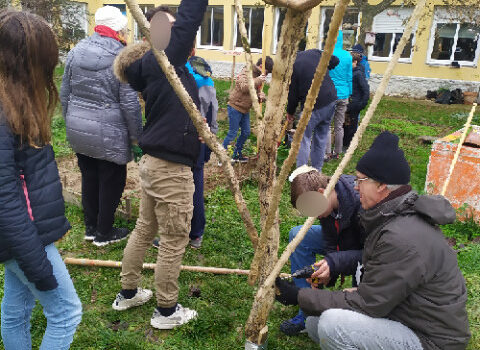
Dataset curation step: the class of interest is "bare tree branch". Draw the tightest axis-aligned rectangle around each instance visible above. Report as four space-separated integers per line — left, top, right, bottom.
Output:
263 0 323 12
123 0 259 249
234 0 263 118
244 0 350 343
249 0 349 286
255 0 427 303
370 0 397 16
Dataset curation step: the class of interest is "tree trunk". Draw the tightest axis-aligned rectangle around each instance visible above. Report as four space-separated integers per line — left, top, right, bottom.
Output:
244 7 311 343
358 7 374 48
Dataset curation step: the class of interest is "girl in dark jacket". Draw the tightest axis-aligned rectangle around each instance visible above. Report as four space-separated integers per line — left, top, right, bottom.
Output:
0 10 82 349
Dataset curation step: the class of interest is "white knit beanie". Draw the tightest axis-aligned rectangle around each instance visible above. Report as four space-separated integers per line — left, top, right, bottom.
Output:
95 6 128 32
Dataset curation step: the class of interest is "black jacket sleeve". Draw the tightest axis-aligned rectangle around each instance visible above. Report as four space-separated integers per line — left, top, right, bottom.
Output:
0 124 57 291
328 55 340 70
324 249 362 286
165 0 208 67
357 72 370 110
286 61 299 115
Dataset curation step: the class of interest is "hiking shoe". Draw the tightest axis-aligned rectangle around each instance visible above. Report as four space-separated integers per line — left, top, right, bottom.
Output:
150 304 197 330
152 238 160 249
85 225 96 241
217 161 222 167
279 314 306 336
112 288 153 311
189 236 203 249
93 227 129 247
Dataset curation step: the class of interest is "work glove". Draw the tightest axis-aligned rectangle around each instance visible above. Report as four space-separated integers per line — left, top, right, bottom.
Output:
275 277 299 306
132 144 143 163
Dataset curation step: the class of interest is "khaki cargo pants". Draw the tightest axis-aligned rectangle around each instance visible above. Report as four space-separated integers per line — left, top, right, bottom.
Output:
121 154 194 308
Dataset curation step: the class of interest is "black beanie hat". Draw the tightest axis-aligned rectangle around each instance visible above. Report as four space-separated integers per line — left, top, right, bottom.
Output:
352 44 364 54
356 131 410 184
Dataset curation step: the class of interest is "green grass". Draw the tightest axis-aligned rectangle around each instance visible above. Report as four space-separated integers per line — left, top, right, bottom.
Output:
1 75 479 348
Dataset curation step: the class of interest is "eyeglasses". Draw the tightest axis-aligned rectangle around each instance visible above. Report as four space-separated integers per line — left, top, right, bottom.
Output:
354 176 370 187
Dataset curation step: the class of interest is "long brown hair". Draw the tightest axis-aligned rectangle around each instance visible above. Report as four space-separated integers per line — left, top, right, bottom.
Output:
0 10 59 146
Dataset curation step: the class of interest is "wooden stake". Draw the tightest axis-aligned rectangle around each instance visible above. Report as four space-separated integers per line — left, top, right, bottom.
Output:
441 103 477 196
123 0 259 249
64 257 289 277
234 0 262 118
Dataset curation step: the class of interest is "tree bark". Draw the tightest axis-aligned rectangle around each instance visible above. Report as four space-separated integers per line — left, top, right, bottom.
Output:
244 0 349 342
249 8 311 287
250 0 428 324
123 0 259 249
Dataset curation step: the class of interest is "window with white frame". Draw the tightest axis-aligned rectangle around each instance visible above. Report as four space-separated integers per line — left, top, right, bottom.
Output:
272 7 307 53
319 8 359 50
197 6 224 48
370 8 415 62
134 4 154 41
427 8 480 66
233 7 264 51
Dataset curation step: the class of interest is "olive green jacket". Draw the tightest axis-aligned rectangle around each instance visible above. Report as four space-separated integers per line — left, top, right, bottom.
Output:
299 191 470 350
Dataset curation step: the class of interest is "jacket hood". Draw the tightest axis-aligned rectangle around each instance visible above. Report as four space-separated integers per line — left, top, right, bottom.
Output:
75 33 125 71
113 41 151 83
334 30 344 50
360 191 456 233
335 175 361 231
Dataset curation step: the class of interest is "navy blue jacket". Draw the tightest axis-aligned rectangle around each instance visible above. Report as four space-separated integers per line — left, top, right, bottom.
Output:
348 65 370 114
286 49 339 115
124 0 207 167
0 119 70 291
320 175 365 286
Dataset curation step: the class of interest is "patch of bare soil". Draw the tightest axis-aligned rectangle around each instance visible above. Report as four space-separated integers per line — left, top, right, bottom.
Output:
57 152 258 201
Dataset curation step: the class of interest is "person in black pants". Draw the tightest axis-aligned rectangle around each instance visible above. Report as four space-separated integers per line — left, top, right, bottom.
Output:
76 154 128 244
343 52 370 149
60 6 143 246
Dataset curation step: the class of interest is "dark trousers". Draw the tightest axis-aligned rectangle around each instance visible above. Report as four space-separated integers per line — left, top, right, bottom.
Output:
190 166 205 240
76 154 127 235
343 110 360 149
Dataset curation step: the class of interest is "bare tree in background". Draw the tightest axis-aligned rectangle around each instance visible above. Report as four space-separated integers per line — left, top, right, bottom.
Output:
0 0 89 52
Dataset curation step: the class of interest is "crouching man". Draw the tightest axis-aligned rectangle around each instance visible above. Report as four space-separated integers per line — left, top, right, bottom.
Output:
275 131 470 349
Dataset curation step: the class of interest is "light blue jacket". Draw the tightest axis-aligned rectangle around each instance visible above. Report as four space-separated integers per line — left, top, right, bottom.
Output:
329 31 353 100
60 33 142 165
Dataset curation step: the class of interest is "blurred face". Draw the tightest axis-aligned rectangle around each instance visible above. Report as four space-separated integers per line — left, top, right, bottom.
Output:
317 188 339 218
354 171 389 210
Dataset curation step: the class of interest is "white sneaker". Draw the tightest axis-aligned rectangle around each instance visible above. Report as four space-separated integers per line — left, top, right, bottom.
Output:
150 304 198 330
112 288 153 311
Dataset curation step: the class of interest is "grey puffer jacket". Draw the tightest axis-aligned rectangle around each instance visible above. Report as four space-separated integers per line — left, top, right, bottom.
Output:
60 33 142 165
298 191 470 350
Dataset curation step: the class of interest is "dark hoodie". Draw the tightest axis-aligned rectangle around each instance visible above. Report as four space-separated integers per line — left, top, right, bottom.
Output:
299 191 471 350
321 175 365 285
113 0 208 168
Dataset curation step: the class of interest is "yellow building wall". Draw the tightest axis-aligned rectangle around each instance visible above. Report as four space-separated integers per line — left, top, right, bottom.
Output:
78 0 480 83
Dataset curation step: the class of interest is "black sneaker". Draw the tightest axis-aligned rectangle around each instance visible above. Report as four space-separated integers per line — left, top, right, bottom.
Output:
152 238 160 249
85 225 96 241
93 227 129 247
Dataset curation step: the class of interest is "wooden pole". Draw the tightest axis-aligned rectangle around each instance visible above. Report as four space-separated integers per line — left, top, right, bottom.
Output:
262 0 323 12
123 0 259 249
64 257 289 277
253 0 427 301
441 103 477 196
234 0 262 118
